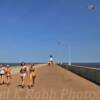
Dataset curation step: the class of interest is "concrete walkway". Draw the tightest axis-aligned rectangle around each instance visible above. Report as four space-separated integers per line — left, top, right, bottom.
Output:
0 64 100 100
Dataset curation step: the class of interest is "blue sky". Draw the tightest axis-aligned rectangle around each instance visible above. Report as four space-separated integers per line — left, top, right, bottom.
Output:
0 0 100 63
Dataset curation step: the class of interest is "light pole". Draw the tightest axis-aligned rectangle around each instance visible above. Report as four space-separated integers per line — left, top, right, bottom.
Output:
68 45 71 66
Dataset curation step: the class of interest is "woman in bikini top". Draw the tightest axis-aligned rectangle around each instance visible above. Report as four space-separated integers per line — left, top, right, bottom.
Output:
28 64 36 88
30 67 35 73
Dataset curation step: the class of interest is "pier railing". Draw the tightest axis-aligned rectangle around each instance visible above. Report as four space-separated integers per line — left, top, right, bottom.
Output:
58 64 100 85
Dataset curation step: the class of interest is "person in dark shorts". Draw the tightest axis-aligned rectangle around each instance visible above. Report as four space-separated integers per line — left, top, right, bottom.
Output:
0 65 6 85
48 61 50 66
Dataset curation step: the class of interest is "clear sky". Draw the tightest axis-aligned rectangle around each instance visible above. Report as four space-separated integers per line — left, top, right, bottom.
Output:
0 0 100 63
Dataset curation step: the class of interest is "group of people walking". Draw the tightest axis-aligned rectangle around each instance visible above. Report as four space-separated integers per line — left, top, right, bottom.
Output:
0 63 36 89
0 64 12 85
19 63 36 88
0 55 52 88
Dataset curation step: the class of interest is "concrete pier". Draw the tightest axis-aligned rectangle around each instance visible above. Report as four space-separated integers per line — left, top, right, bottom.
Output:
0 64 100 100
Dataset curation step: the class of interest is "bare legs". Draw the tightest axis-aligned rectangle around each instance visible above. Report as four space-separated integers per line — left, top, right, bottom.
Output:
0 75 5 85
28 74 36 88
21 76 26 88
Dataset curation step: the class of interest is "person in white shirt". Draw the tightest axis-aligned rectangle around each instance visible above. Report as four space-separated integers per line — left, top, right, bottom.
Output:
48 55 54 66
0 65 6 85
